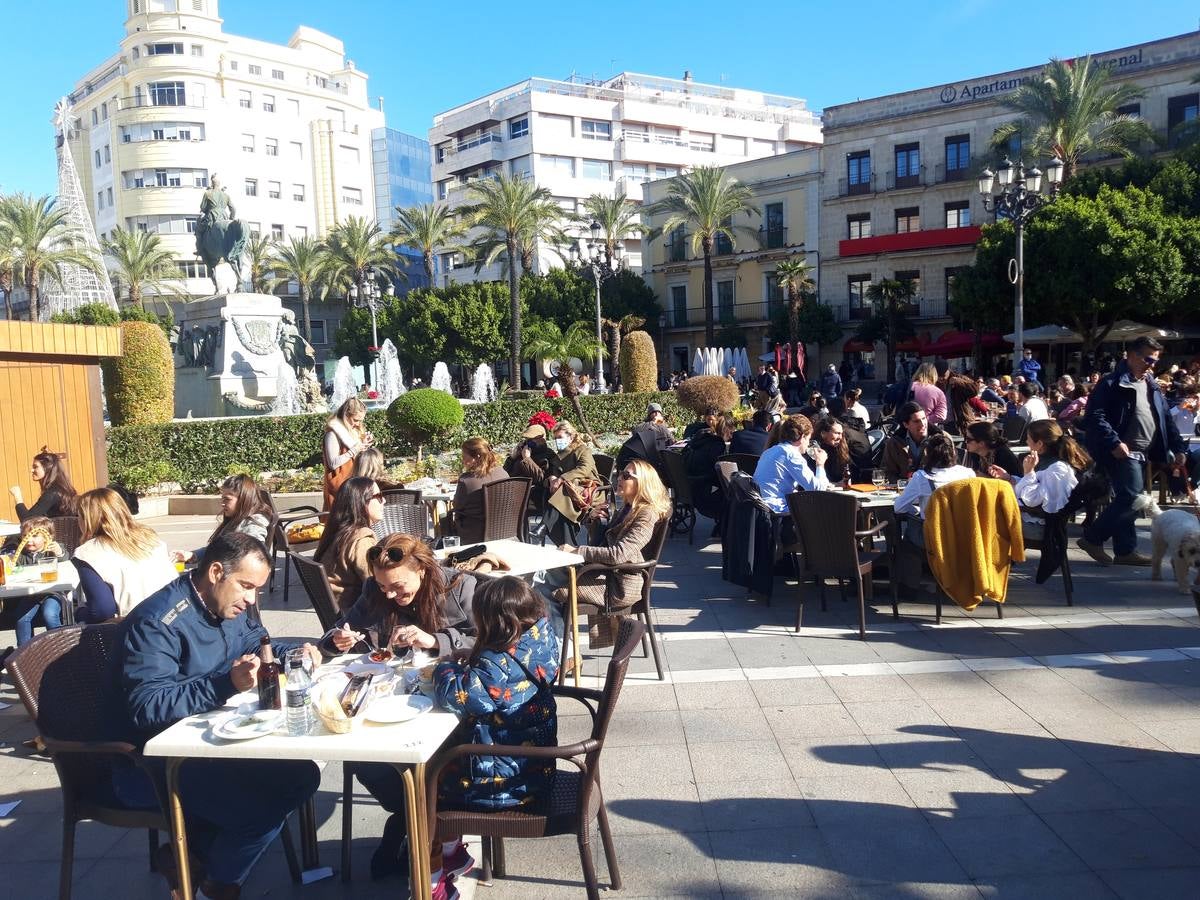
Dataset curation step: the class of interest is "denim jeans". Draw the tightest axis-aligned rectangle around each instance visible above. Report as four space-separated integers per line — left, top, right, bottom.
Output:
14 594 64 647
1083 457 1144 557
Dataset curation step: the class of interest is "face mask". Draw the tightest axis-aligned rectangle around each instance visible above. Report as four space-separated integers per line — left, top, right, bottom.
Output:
555 436 571 451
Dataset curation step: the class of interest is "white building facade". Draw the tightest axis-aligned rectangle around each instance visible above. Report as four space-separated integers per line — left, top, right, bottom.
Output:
428 72 823 282
66 0 384 302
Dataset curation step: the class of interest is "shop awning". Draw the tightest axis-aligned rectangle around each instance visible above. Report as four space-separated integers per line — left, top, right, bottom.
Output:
922 330 1011 358
843 338 875 353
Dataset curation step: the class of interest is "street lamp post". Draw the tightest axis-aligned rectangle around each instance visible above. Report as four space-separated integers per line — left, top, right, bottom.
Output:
569 219 623 393
349 266 392 387
978 156 1064 374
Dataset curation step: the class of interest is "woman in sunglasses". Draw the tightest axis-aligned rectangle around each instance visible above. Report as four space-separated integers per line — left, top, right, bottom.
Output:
317 532 479 879
313 477 386 611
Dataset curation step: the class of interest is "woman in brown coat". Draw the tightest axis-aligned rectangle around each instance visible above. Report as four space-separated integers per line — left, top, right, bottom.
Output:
449 437 507 543
314 477 385 610
557 459 671 649
544 420 600 545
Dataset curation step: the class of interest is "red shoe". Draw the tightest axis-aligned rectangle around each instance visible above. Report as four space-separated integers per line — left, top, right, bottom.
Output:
443 841 476 880
431 873 460 900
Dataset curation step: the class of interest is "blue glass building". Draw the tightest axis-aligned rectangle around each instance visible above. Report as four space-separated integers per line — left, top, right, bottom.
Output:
372 127 434 292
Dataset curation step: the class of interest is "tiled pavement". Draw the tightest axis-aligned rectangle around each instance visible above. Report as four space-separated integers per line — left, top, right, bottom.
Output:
3 511 1200 898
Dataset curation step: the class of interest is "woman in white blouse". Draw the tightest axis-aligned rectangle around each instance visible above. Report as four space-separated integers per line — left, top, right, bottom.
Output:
989 419 1091 540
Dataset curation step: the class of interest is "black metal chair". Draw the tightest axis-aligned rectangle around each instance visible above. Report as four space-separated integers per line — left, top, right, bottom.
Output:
1002 417 1028 444
592 453 615 481
659 450 696 544
482 477 533 542
1021 511 1074 605
717 452 759 475
288 552 341 632
372 501 430 541
259 490 321 606
786 491 894 639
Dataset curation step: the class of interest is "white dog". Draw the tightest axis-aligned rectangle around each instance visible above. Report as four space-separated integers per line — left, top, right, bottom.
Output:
1149 503 1200 594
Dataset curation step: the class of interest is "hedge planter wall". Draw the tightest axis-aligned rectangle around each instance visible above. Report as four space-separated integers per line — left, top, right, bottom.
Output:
108 391 686 489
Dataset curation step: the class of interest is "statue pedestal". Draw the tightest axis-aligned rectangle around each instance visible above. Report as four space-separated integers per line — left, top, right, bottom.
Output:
174 293 288 418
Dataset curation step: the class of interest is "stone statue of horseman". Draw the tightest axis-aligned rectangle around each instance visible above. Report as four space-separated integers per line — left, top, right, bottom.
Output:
195 174 248 295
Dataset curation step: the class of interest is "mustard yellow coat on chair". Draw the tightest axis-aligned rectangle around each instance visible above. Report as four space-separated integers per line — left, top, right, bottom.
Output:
923 478 1025 611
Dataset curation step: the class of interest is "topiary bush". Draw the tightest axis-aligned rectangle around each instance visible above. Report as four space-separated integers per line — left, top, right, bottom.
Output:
619 330 658 393
387 388 465 459
675 374 740 415
103 321 175 426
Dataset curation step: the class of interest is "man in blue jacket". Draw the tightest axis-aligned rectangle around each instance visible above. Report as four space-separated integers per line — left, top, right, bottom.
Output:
1079 337 1186 566
117 532 322 900
1017 348 1043 386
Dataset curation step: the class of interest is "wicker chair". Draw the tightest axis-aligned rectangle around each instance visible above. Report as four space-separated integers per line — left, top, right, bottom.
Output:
659 450 696 544
786 491 894 639
258 490 321 606
5 624 301 900
717 452 760 475
50 516 83 555
1002 417 1028 443
482 477 532 542
383 488 423 506
288 552 341 632
424 618 645 899
372 501 430 541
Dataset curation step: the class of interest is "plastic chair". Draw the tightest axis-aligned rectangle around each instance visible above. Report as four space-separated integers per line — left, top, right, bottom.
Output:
659 450 696 544
567 517 670 681
372 501 430 541
786 491 894 639
482 477 533 542
5 624 302 899
288 552 341 632
424 618 645 900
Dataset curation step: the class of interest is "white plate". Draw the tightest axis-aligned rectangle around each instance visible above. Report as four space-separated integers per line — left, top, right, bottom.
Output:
871 490 899 499
223 690 260 709
212 709 283 741
344 661 392 677
365 693 434 724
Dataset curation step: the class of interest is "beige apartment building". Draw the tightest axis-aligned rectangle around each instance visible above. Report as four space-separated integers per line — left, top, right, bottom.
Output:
428 72 822 283
66 0 384 342
642 150 820 374
816 29 1200 374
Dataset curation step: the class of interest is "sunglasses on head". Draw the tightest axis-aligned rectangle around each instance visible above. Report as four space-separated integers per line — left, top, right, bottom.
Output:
618 470 637 480
366 545 405 564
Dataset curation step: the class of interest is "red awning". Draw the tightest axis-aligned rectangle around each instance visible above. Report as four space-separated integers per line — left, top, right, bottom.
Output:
843 338 875 353
894 338 923 352
922 330 1012 358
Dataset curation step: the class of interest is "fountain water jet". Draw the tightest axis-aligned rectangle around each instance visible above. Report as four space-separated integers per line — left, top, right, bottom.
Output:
271 362 301 415
330 356 357 411
471 364 496 403
378 339 405 406
431 362 453 395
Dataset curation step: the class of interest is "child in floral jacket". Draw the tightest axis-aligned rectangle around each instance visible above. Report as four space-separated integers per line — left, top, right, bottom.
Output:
430 576 560 900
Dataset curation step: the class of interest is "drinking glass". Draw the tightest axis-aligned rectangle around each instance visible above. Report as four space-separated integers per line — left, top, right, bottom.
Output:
443 536 461 551
871 468 886 488
896 477 908 491
39 554 58 584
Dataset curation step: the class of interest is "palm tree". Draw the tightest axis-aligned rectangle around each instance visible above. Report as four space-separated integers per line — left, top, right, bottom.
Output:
992 56 1156 181
863 278 917 381
524 320 601 437
270 235 326 341
0 197 15 320
580 189 641 261
102 227 184 309
244 234 277 294
389 203 467 284
319 216 401 300
3 194 106 321
645 165 759 345
775 257 816 350
602 313 645 390
461 174 559 387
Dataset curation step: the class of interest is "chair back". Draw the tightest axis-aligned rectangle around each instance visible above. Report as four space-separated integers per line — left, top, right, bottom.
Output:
1002 417 1027 443
383 488 423 506
592 453 615 480
373 501 429 540
289 552 342 631
634 517 670 607
718 453 759 475
582 619 646 774
715 461 740 496
659 450 694 504
6 624 132 793
786 490 866 579
481 477 532 542
51 516 83 554
256 489 283 553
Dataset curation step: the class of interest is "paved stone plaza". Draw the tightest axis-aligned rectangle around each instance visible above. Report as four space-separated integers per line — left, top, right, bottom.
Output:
3 512 1200 899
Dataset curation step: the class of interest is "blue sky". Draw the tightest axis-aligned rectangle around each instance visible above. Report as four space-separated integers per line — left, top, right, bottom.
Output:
2 0 1196 196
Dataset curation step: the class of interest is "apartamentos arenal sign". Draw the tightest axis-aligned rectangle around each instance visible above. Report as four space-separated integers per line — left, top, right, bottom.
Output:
938 47 1146 105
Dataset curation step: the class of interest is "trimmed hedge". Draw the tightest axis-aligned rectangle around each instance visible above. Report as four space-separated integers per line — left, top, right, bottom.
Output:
619 330 658 393
675 375 740 415
103 321 175 425
108 391 687 488
388 389 465 454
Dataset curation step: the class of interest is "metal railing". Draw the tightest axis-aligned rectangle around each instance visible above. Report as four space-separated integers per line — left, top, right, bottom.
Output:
836 175 874 197
826 297 948 324
447 131 502 154
117 95 206 111
760 225 787 249
664 299 781 329
885 168 927 190
935 158 976 183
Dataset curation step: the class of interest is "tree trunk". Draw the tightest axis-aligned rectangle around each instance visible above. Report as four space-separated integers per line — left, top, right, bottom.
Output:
608 326 621 391
702 236 715 346
26 272 39 322
130 283 142 310
507 236 522 390
423 250 435 285
886 302 897 386
786 286 799 347
301 285 312 341
558 365 594 440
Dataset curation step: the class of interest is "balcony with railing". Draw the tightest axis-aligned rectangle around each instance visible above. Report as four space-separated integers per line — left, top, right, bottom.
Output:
934 158 977 184
438 131 504 174
834 174 874 198
117 94 206 113
664 299 778 330
884 168 927 191
827 296 947 324
665 234 690 264
759 225 787 250
839 225 981 257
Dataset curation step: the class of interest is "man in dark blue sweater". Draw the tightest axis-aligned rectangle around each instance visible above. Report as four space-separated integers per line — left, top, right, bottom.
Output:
116 532 321 900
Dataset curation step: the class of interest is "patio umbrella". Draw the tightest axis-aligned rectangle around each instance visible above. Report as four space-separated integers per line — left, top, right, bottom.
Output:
794 341 807 383
1002 324 1082 345
692 348 703 375
1105 320 1183 342
717 347 727 376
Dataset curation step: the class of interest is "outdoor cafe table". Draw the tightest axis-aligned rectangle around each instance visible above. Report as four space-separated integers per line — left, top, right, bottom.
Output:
418 486 455 531
0 559 79 624
436 538 586 686
0 521 19 539
142 691 460 900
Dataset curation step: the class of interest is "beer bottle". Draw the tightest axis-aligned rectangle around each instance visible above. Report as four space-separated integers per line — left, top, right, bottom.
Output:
257 635 282 710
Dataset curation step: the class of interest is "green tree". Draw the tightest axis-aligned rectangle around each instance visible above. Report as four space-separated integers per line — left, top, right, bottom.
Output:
948 243 1013 374
579 188 641 261
102 226 183 310
600 268 660 324
389 202 468 283
992 56 1155 181
1021 186 1189 356
270 235 326 341
521 268 593 326
523 320 601 437
244 234 276 293
645 165 759 345
775 257 816 349
2 193 106 321
461 174 560 385
860 278 917 380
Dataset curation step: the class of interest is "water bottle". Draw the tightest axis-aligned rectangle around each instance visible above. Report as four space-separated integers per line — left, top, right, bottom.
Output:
284 649 314 736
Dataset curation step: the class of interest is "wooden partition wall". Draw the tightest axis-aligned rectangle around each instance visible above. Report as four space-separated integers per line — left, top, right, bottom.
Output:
0 321 122 523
